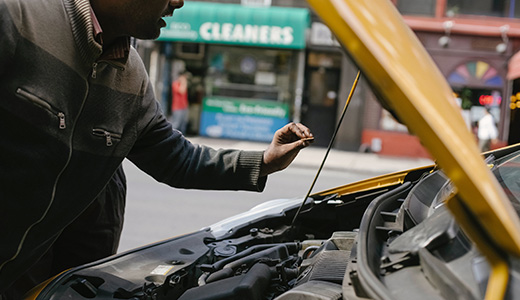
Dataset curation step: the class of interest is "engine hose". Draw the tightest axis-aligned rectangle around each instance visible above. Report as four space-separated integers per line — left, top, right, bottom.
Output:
199 243 301 285
302 245 320 259
204 242 300 272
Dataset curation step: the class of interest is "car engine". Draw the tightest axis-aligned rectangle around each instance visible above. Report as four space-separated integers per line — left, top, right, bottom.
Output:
37 161 520 300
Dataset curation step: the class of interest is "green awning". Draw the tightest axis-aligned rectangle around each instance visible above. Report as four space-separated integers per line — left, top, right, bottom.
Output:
158 2 310 49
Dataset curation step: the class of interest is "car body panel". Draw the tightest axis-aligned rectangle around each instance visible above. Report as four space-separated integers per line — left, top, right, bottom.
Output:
314 166 433 197
307 0 520 256
209 165 435 239
446 194 509 299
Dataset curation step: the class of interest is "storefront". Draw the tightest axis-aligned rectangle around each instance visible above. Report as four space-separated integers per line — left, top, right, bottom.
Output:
507 50 520 145
302 22 344 148
150 1 310 142
359 30 513 158
448 60 505 137
428 33 511 151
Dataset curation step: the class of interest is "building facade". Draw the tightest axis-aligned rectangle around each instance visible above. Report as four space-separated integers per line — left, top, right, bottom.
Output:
137 0 520 156
371 0 520 156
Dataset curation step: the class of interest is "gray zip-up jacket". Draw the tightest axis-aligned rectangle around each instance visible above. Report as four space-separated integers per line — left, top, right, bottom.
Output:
0 0 266 291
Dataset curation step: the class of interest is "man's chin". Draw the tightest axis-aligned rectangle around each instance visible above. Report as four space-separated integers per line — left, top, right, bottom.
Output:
133 28 162 40
159 18 167 28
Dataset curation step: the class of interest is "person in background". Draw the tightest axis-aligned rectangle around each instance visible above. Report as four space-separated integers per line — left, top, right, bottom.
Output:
0 0 314 298
170 71 190 134
478 107 498 152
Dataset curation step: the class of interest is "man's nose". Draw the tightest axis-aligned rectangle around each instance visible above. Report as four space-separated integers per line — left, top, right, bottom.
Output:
170 0 184 9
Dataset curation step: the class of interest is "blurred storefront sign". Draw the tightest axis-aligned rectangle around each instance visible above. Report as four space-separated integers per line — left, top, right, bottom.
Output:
200 97 290 142
241 0 271 6
158 1 309 49
310 22 340 47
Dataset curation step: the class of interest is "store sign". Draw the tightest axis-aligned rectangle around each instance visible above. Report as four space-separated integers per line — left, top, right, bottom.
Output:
199 97 290 142
241 0 271 6
479 94 502 106
159 1 309 49
199 23 294 46
310 22 340 47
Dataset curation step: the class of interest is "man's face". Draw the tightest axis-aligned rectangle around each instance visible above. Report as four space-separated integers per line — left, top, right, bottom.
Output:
115 0 184 40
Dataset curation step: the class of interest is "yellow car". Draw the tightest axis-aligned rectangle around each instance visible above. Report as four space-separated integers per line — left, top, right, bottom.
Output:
28 0 520 299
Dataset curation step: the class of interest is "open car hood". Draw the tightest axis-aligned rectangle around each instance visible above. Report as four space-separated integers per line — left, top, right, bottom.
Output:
308 0 520 256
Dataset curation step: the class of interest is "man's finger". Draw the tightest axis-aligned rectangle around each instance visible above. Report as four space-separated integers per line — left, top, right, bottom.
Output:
295 123 313 138
286 122 311 139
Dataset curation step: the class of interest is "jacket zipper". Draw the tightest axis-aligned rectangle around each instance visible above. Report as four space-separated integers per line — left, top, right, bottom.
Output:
57 112 66 129
92 62 97 79
92 128 122 146
92 61 125 79
15 88 66 129
2 81 90 274
5 59 125 273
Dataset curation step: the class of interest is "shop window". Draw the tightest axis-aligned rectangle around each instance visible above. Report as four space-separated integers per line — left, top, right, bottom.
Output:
307 52 342 68
206 45 296 102
305 52 342 108
175 43 205 60
452 87 502 138
446 0 518 18
301 51 342 147
396 0 436 16
448 61 503 132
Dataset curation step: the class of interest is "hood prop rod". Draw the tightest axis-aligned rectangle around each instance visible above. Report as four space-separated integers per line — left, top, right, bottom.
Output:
290 71 361 228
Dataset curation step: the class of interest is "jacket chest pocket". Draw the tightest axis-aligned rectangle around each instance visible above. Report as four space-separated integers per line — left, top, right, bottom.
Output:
92 128 122 147
15 87 67 130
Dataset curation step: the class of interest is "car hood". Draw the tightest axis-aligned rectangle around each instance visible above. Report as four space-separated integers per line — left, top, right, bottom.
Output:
307 0 520 256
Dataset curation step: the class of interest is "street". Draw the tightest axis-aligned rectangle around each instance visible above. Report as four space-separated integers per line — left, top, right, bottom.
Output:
118 158 372 252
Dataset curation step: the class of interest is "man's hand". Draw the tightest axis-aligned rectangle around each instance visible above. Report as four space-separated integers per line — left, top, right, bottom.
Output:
260 122 313 177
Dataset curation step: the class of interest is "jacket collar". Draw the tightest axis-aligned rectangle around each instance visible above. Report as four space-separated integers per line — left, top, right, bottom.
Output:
63 0 130 66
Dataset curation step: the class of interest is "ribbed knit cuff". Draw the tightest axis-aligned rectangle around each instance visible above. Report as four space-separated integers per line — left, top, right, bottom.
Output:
237 150 267 192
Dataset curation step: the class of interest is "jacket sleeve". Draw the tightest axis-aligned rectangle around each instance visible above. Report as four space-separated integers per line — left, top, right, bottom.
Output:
127 80 266 192
0 0 19 79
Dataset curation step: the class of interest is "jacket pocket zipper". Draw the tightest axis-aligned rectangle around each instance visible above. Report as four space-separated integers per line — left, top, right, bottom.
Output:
92 128 122 147
15 88 66 129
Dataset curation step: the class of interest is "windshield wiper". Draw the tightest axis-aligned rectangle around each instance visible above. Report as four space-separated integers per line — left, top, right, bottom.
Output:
291 71 361 228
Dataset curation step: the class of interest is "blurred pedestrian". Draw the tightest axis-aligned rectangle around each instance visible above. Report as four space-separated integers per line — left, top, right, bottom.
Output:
478 108 498 152
170 71 190 134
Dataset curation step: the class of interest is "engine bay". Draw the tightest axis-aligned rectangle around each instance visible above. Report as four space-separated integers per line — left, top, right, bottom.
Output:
37 166 429 299
36 159 520 299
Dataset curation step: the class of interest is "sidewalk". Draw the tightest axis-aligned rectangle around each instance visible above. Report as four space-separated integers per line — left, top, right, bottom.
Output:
187 136 434 176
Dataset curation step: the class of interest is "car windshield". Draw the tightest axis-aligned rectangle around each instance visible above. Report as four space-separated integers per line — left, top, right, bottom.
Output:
493 152 520 216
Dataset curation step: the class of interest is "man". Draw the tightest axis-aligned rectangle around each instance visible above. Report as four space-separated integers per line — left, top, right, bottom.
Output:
0 0 313 298
477 107 498 152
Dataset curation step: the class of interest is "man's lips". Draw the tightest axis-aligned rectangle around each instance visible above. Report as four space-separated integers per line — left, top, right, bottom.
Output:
159 9 172 27
162 10 173 17
161 10 173 18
